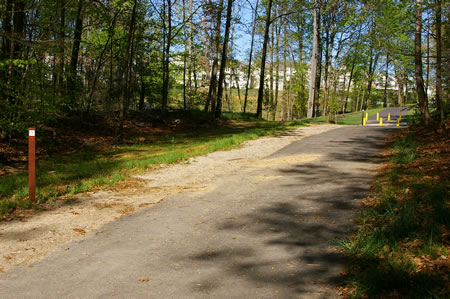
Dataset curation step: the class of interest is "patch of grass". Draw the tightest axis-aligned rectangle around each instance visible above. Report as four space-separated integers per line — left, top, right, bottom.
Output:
0 117 307 217
295 108 387 126
221 112 262 121
391 133 418 164
337 108 387 125
337 126 450 298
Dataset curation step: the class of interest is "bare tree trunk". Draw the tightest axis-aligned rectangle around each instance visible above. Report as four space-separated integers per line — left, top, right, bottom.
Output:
435 0 445 126
395 65 405 106
162 0 172 113
363 51 379 110
414 0 431 126
188 0 194 106
139 77 145 110
243 0 259 113
118 0 137 142
344 59 355 112
58 0 66 96
232 68 242 110
205 0 224 113
1 0 12 61
383 53 389 107
215 0 233 118
273 16 281 120
256 0 273 118
68 0 84 108
307 0 319 118
269 21 274 118
425 21 430 96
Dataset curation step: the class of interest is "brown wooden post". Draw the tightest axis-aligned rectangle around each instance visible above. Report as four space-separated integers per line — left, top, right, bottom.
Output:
28 128 36 202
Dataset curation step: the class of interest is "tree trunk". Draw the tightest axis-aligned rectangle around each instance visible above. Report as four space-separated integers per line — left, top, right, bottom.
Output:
68 0 84 108
435 0 445 126
256 0 273 118
414 0 430 126
307 0 318 118
281 18 287 122
215 0 233 118
395 65 405 106
269 21 274 119
243 0 259 113
118 0 138 142
383 54 389 108
58 0 66 96
363 51 379 110
188 0 194 106
139 77 146 110
205 0 224 113
274 16 281 121
162 0 172 113
1 0 12 60
233 69 242 111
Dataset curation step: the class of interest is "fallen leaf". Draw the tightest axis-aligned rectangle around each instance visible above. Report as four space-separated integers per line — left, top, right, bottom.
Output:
73 228 86 235
138 277 150 282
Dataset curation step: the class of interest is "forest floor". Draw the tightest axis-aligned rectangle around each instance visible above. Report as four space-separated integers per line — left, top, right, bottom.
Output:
337 121 450 298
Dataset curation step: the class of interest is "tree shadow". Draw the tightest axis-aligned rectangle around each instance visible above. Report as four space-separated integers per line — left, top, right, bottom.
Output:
181 127 398 295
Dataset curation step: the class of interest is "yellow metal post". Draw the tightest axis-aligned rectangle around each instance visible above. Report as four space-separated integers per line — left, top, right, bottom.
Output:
388 112 391 121
365 112 368 121
363 119 366 126
380 117 383 126
397 120 399 127
377 112 379 121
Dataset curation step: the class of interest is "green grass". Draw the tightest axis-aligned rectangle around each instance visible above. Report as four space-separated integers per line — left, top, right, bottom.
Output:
0 117 306 217
337 131 449 298
292 108 388 126
336 107 387 125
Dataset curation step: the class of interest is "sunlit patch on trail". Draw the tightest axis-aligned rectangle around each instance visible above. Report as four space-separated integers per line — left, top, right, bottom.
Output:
254 154 322 168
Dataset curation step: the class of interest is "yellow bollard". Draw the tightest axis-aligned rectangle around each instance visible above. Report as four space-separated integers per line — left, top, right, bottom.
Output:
363 119 366 126
399 112 402 121
366 112 368 121
396 120 399 127
388 112 391 121
377 112 379 121
380 117 383 126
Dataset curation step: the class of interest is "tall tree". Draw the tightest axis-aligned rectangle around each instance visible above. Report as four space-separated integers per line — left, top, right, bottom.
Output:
256 0 273 118
205 0 224 113
243 0 259 113
215 0 234 118
118 0 138 141
307 0 319 118
414 0 430 126
434 0 445 126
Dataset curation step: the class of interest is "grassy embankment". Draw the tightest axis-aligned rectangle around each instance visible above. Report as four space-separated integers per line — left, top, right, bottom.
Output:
0 112 290 216
337 123 449 297
0 108 391 217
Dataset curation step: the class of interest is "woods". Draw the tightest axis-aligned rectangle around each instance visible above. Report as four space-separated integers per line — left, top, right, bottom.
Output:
0 0 448 142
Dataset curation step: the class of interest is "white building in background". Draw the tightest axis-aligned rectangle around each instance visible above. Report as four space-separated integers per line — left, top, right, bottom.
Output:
173 59 295 91
173 59 420 102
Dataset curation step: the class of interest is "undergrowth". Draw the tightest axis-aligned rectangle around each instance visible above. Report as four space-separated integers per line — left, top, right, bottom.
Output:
337 125 449 298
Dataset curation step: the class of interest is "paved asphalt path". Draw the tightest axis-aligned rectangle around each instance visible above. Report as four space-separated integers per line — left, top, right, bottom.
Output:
364 106 410 127
0 109 405 298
